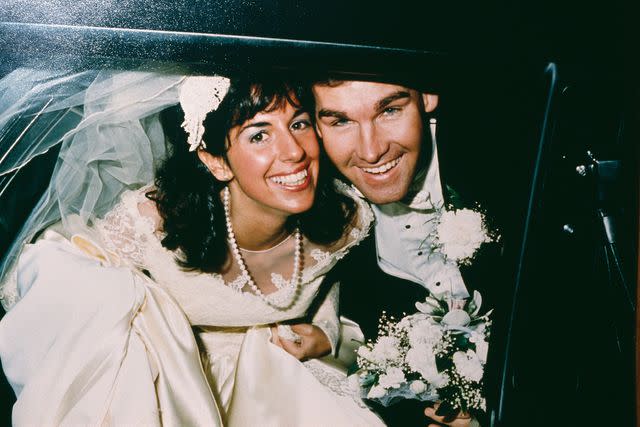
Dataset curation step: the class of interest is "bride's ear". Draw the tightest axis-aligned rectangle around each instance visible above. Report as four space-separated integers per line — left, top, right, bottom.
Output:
197 150 234 182
421 93 439 113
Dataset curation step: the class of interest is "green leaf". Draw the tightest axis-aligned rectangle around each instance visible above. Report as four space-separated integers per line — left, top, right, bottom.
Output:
359 372 377 387
445 185 465 210
347 362 361 376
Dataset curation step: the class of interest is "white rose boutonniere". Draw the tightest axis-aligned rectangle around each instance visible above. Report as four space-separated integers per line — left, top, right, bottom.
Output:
436 208 492 265
427 196 499 267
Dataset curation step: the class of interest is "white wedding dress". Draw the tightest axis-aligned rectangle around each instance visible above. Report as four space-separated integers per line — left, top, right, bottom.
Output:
0 184 383 427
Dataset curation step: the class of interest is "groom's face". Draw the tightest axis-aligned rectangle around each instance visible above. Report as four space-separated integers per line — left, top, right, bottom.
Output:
313 81 438 204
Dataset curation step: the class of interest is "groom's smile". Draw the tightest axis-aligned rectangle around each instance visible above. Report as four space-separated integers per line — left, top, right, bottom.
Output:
313 81 438 204
360 154 403 175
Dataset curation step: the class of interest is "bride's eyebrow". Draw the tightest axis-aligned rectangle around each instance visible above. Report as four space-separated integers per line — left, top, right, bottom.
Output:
291 108 310 120
239 121 270 134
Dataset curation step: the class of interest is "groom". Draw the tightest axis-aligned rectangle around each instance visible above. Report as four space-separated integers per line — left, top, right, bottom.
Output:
314 79 474 427
275 79 475 426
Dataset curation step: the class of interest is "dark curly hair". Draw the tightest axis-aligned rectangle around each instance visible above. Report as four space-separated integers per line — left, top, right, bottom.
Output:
149 75 356 273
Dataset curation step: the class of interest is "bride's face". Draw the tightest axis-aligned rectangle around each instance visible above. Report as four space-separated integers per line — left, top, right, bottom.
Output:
223 100 320 218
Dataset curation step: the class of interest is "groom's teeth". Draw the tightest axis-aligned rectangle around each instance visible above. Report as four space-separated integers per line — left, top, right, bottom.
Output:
269 169 308 186
361 157 401 174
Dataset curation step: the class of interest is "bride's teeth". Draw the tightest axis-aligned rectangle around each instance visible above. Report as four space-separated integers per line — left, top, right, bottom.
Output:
269 169 308 186
362 157 401 174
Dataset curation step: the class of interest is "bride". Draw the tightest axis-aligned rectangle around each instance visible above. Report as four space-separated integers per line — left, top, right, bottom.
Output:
0 69 382 426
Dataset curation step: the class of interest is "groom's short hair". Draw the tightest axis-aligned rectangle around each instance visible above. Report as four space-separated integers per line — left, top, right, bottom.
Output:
311 76 432 122
311 73 436 95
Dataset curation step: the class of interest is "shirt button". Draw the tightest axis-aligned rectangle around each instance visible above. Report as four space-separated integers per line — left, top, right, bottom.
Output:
405 224 411 229
435 282 441 287
417 251 423 256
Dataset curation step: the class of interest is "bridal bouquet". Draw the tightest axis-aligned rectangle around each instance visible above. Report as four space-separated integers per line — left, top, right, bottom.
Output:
354 291 491 418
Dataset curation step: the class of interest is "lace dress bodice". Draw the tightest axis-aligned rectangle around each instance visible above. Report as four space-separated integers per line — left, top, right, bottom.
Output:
94 182 373 329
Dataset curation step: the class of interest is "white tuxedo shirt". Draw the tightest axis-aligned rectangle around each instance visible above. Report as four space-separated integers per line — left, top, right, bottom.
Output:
370 142 470 299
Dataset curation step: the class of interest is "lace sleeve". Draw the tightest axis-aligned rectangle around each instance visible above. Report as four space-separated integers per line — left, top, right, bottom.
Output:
331 180 374 260
95 187 158 267
311 281 340 356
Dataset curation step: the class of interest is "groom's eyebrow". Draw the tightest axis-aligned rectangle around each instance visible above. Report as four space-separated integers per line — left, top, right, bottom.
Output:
375 90 411 111
317 108 348 120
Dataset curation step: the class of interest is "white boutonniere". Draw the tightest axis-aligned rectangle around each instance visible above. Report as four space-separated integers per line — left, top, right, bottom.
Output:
433 207 495 266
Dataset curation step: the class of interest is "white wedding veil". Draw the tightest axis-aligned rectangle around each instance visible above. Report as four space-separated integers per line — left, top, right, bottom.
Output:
0 66 198 310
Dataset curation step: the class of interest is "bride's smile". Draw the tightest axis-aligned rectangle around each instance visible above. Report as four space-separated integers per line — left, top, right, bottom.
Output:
267 165 310 190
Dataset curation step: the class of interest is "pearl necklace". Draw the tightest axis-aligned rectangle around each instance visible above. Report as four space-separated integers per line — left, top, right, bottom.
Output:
223 187 302 309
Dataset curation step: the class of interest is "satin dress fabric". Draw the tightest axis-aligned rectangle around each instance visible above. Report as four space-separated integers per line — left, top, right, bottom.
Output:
0 185 383 426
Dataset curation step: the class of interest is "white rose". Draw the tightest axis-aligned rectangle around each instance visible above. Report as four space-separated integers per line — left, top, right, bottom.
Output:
406 346 438 380
434 372 450 388
407 320 442 348
406 349 449 388
367 385 387 399
371 336 401 362
410 380 427 394
378 367 406 389
452 350 484 382
437 209 489 263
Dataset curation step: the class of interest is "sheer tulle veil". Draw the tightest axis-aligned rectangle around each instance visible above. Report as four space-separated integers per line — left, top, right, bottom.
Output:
0 67 200 310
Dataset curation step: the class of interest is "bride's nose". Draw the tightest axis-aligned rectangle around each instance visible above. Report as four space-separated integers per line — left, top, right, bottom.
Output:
278 131 305 163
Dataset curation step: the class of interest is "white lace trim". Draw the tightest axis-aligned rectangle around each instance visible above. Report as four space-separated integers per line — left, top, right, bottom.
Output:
95 186 156 267
310 248 330 263
227 274 247 292
269 272 287 290
303 359 368 409
264 283 297 306
0 267 19 311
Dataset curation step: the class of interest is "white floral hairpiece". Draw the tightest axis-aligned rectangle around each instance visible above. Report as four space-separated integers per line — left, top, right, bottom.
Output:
179 75 231 152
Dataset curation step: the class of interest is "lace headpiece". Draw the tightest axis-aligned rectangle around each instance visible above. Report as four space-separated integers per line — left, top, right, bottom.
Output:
179 76 231 151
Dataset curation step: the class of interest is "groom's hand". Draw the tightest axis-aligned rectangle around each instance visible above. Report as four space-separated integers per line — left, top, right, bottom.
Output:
424 403 474 427
271 324 331 361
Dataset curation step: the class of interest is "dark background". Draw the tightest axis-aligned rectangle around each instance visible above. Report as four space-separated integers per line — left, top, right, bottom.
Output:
0 1 636 426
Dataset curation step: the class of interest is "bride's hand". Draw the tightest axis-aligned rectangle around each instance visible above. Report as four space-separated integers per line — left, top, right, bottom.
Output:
424 403 475 427
270 324 332 361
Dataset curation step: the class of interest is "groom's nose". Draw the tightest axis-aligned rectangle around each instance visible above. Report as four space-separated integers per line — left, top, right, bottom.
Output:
356 123 388 163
